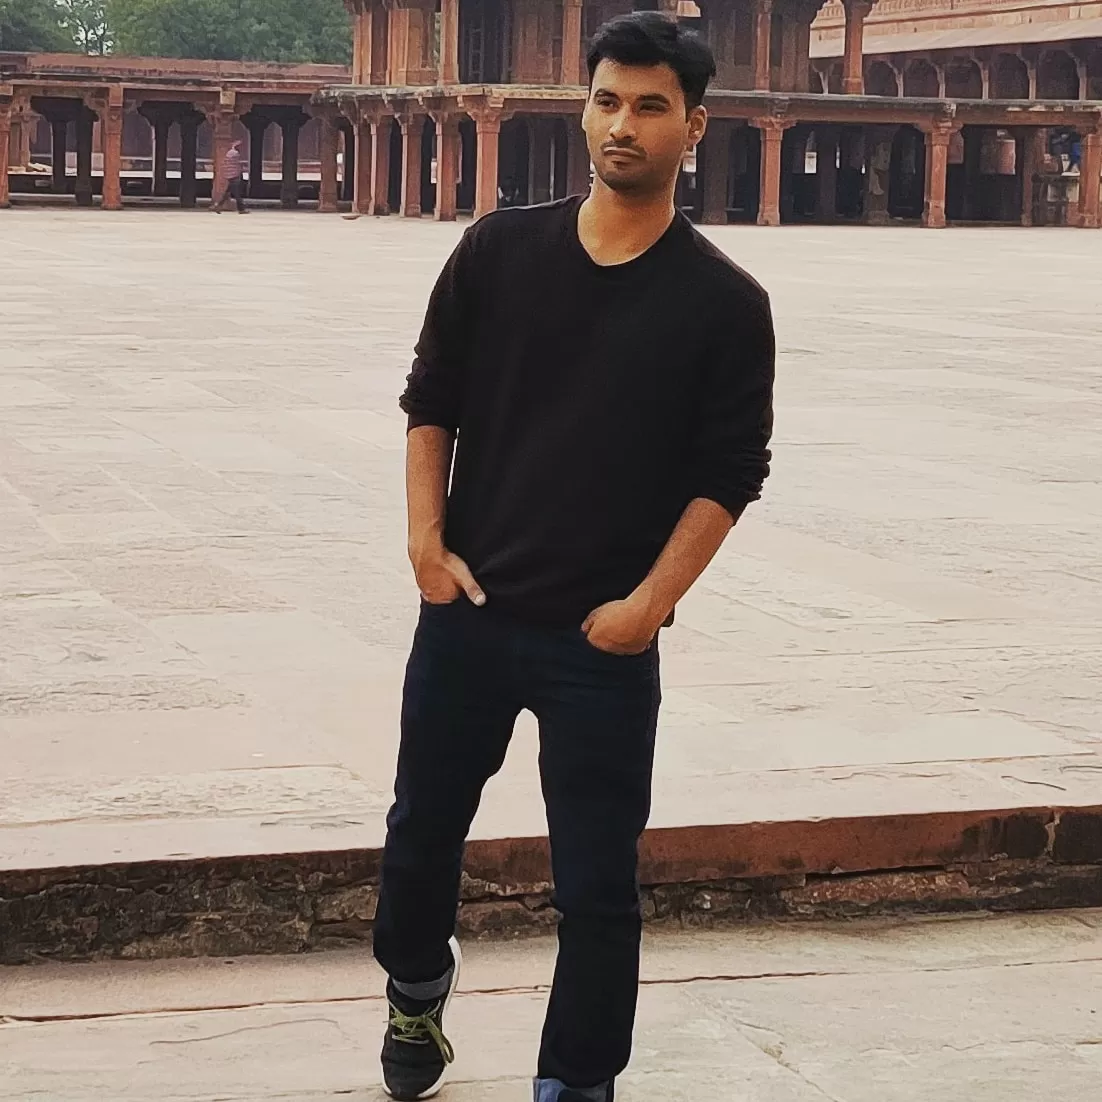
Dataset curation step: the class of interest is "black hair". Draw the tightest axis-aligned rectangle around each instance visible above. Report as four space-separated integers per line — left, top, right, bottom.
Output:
586 11 717 111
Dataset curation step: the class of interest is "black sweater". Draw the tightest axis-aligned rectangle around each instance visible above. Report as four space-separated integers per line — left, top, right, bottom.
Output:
400 196 775 628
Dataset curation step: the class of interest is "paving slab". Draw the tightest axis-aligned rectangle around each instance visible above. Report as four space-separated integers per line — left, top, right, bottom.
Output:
1 212 1102 953
3 910 1102 1101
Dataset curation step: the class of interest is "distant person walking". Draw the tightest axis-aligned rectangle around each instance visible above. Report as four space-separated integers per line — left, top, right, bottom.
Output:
212 139 248 214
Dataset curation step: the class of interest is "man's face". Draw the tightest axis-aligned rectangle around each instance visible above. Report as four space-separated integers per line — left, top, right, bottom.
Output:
582 58 707 197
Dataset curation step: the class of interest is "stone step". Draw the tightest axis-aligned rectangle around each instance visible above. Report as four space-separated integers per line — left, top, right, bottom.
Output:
3 755 1101 963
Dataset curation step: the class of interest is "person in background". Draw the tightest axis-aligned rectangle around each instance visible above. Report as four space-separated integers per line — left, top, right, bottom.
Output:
212 139 248 214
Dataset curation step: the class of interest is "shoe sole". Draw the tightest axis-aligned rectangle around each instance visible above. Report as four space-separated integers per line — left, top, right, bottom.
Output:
383 935 463 1101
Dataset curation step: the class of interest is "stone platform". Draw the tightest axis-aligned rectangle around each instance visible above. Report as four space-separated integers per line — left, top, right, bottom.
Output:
2 212 1101 960
5 911 1102 1100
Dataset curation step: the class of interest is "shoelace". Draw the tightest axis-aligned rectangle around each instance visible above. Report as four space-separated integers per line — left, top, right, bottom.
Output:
389 1001 456 1064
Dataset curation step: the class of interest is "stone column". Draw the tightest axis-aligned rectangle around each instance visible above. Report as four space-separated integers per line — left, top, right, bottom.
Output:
472 108 503 219
372 113 392 215
280 116 303 208
440 0 460 84
842 0 872 95
701 119 730 225
100 97 124 211
753 0 773 92
565 117 590 194
398 110 425 217
528 117 554 204
754 116 789 226
921 121 955 229
432 112 460 221
561 0 584 85
246 117 267 198
318 115 340 212
863 124 895 225
349 0 368 83
816 125 839 221
370 5 390 84
50 117 68 193
152 117 170 196
75 108 94 207
14 110 36 170
179 114 200 207
0 99 11 209
1019 127 1044 227
1079 128 1101 229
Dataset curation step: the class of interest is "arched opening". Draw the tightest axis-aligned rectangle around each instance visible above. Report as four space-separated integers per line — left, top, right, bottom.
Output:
460 0 507 82
944 57 983 99
808 65 825 93
730 124 761 223
1086 44 1102 100
903 59 940 98
865 61 899 97
1037 50 1080 100
888 125 925 219
497 116 529 207
827 62 844 95
783 126 815 220
991 53 1029 99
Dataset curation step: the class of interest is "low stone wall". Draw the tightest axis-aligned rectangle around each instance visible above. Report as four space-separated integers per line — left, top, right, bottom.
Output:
3 808 1100 964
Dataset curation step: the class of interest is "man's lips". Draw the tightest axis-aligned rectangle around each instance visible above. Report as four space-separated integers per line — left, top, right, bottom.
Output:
602 146 644 160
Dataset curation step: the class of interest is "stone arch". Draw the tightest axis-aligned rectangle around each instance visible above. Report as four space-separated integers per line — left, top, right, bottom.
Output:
903 58 940 98
944 56 983 99
991 52 1029 99
826 61 844 94
1037 49 1081 100
865 60 900 97
808 65 826 93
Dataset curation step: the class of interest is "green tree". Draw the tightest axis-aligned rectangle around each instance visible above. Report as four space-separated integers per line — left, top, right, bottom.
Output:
107 0 351 64
0 0 72 50
56 0 111 52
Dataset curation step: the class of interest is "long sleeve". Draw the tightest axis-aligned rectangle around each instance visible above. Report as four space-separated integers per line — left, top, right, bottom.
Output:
689 289 776 518
399 228 478 432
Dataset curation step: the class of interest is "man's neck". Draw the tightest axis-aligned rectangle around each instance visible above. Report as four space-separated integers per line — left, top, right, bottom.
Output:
577 179 677 267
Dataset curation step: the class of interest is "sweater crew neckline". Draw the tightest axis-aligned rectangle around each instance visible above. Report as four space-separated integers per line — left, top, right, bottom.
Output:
565 195 688 279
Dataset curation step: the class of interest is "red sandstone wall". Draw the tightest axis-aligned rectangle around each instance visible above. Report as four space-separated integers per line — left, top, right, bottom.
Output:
814 0 1102 50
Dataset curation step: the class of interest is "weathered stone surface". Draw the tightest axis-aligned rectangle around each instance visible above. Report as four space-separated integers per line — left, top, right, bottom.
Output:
4 911 1102 1101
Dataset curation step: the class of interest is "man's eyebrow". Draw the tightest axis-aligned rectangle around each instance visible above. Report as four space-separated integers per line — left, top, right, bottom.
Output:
592 86 619 97
637 93 672 105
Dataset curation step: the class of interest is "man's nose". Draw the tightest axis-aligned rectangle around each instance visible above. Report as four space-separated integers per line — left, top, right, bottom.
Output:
608 109 636 142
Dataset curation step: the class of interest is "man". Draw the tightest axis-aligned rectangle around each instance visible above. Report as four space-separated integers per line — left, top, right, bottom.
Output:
375 12 775 1102
212 138 247 213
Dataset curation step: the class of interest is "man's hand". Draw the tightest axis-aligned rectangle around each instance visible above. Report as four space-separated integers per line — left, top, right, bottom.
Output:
582 595 664 656
411 542 486 607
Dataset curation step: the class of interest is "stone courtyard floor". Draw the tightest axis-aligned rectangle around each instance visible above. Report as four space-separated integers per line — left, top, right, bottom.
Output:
2 211 1101 874
4 909 1102 1100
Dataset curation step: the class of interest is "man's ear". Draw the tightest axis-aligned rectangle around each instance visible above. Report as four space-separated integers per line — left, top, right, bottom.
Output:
687 105 708 151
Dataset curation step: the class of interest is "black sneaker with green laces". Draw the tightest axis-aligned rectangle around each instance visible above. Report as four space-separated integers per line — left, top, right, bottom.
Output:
382 937 462 1100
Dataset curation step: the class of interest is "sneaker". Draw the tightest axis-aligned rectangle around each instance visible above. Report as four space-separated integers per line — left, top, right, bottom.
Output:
382 937 462 1100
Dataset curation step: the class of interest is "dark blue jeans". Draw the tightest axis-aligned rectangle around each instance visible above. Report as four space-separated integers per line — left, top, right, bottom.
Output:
373 598 661 1088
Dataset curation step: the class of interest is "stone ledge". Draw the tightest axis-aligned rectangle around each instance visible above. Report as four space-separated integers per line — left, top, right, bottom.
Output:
2 805 1100 964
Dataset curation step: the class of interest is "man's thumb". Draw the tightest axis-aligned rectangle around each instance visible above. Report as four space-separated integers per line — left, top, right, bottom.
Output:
450 558 486 607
